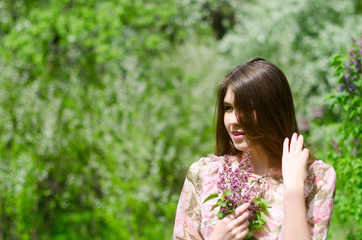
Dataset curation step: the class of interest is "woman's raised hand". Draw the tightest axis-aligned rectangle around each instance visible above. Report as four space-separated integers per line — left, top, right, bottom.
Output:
282 133 309 191
211 202 250 240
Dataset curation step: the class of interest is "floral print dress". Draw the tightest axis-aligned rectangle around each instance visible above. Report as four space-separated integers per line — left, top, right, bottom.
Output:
173 154 336 240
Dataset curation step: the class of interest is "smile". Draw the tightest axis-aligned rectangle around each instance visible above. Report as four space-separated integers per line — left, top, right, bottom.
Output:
231 130 245 140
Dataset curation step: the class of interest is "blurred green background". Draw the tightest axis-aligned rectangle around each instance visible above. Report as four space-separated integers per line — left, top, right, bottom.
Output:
0 0 361 239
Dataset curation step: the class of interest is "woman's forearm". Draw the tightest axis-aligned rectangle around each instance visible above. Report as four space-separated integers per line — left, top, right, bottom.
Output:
283 185 310 240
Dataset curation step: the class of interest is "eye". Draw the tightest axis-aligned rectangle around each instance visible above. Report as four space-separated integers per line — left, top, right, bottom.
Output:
224 105 233 112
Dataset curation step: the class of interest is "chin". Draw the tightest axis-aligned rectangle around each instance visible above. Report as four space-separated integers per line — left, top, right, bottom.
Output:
233 143 249 152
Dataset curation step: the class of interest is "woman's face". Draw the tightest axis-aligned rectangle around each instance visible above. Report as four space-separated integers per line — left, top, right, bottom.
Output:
223 87 251 151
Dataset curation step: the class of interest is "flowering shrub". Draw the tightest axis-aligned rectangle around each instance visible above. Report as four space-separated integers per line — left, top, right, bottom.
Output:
203 151 270 239
330 36 362 122
328 35 361 155
326 35 362 238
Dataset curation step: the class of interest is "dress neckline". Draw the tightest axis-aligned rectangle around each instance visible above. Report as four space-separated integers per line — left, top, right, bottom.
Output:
226 153 282 178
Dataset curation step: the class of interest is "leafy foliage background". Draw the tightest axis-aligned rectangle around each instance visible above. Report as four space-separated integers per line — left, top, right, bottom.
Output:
0 0 361 239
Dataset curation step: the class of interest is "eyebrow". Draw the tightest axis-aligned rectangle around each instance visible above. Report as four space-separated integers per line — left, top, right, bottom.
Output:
223 101 233 105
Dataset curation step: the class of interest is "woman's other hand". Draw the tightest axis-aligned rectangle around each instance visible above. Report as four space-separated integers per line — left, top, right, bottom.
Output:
211 202 250 240
282 133 311 240
282 133 309 191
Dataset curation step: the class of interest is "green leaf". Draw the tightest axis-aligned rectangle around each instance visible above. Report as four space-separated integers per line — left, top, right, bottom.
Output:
245 229 253 239
258 212 268 224
253 224 265 229
253 197 271 215
217 212 225 219
210 203 219 211
203 193 219 203
224 207 235 214
217 199 227 207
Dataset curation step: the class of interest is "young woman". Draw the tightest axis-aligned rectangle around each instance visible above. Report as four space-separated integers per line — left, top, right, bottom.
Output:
173 58 336 240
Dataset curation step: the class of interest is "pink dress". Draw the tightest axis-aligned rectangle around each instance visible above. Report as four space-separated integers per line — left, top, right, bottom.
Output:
173 154 336 240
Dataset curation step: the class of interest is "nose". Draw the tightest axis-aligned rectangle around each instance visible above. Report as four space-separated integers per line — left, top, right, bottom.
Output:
230 110 239 125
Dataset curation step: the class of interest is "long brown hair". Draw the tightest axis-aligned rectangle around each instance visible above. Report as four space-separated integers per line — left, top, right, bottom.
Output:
215 58 314 169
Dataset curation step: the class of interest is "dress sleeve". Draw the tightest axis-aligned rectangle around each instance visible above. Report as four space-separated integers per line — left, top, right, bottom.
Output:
306 162 337 240
173 162 204 240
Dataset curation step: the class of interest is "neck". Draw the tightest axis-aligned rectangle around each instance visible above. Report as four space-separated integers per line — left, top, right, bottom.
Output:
249 147 270 176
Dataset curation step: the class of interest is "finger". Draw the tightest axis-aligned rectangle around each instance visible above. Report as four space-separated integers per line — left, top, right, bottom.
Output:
237 212 249 223
227 203 249 224
296 134 304 152
290 133 298 151
231 220 249 238
227 208 238 220
301 148 309 160
235 228 249 240
233 211 249 227
234 202 250 217
283 137 289 160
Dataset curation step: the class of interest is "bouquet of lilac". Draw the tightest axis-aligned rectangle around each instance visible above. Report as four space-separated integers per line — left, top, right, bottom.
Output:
203 151 270 239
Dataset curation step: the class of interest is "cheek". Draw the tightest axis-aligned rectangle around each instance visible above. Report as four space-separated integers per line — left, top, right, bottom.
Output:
223 114 229 129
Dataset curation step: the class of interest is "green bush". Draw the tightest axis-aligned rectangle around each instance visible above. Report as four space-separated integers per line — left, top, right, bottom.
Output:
319 36 362 239
0 0 361 239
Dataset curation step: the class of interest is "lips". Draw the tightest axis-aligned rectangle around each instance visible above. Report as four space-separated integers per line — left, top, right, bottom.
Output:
231 130 245 140
232 130 245 135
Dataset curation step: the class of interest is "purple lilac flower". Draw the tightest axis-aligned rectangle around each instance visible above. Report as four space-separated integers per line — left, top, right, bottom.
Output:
345 60 351 74
353 57 361 73
339 75 357 92
349 50 356 59
338 37 361 93
217 151 260 218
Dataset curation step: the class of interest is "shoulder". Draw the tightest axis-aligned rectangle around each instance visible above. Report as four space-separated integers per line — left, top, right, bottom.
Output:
184 154 224 194
307 160 336 194
186 154 231 182
187 154 224 177
308 160 336 180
